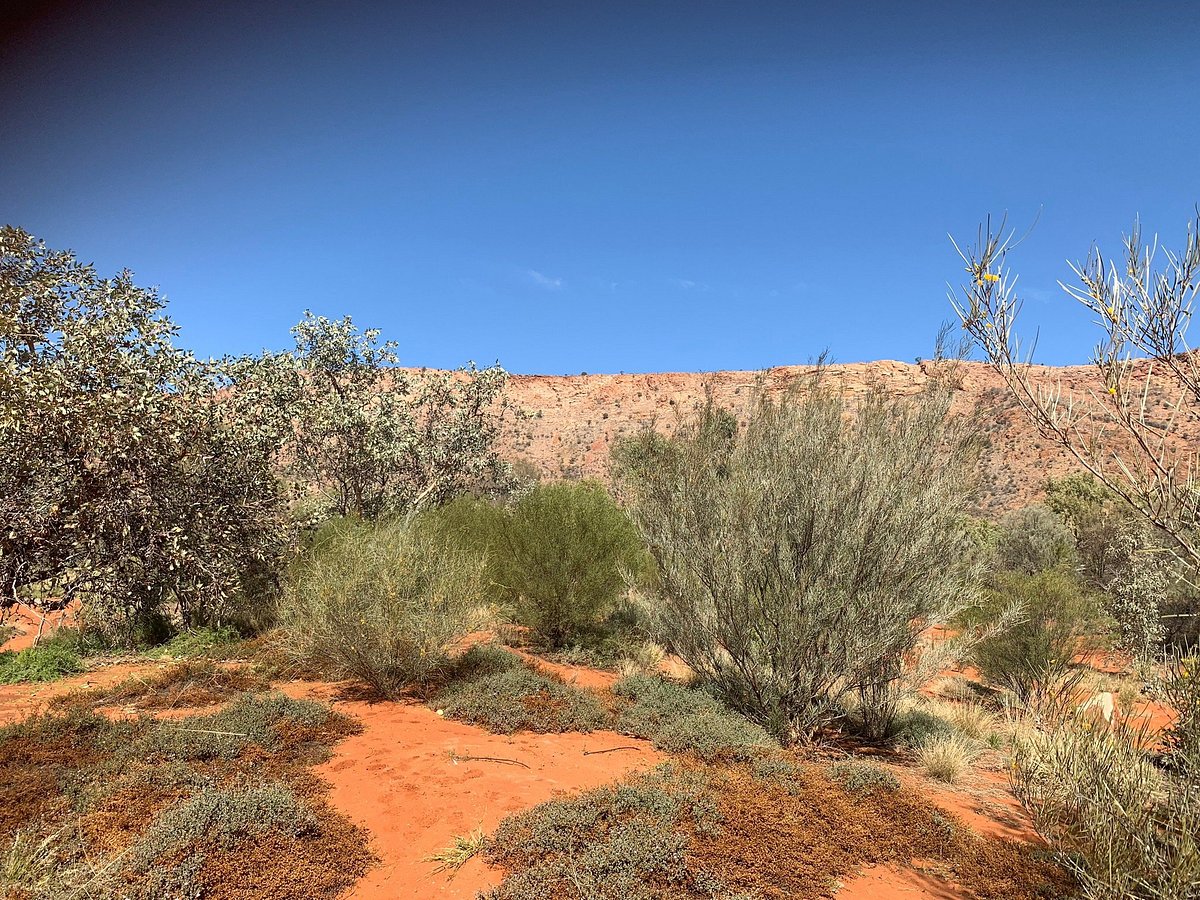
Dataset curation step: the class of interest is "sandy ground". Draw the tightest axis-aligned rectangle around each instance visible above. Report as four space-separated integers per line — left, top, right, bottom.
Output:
280 679 663 899
1 635 1159 900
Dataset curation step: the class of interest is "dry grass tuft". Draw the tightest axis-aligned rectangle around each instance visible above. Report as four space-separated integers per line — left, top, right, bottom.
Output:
916 733 981 784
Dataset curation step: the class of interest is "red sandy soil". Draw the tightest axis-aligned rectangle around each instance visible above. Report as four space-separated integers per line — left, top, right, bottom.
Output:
0 637 1144 900
0 602 76 653
838 862 966 900
0 660 169 725
279 679 663 899
511 648 621 691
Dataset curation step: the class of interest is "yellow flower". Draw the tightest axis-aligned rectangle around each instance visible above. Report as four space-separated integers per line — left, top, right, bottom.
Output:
1108 387 1117 395
983 273 1000 283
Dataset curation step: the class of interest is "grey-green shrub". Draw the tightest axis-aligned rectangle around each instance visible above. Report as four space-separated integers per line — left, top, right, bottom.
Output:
968 569 1103 705
140 692 347 760
131 784 315 869
995 504 1075 574
613 675 776 760
433 666 611 734
480 481 649 649
829 759 900 794
281 516 485 696
613 382 981 743
482 763 721 900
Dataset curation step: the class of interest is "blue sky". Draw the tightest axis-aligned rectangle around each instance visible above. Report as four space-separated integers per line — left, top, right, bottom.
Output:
2 0 1198 373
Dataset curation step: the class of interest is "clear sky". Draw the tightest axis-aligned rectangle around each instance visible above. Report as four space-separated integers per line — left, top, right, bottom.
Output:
3 0 1198 374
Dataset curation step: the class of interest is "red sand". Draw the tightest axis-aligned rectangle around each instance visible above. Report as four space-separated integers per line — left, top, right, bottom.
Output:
0 660 166 725
838 862 965 899
280 680 664 899
0 602 76 653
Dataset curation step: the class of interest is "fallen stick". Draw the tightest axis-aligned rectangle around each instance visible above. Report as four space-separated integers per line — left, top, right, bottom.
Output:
582 746 641 756
452 753 531 769
169 728 249 737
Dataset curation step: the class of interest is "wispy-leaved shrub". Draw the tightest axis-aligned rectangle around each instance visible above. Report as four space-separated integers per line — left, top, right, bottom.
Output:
281 516 486 696
613 380 981 743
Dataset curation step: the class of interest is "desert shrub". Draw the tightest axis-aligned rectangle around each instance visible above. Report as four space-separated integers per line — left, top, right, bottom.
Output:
916 733 980 784
447 643 526 680
968 570 1103 705
0 640 83 684
829 759 900 794
1105 526 1172 663
482 763 722 900
613 675 777 761
888 703 955 747
130 783 315 869
1013 718 1196 899
281 516 485 696
433 666 611 734
1 228 289 645
613 382 981 743
139 692 353 761
995 504 1075 574
481 481 650 650
242 311 515 522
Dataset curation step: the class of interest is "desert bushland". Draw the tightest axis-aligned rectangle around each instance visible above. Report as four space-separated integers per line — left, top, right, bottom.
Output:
0 227 289 645
967 569 1105 706
612 378 982 743
280 516 486 696
1012 653 1200 900
443 482 650 650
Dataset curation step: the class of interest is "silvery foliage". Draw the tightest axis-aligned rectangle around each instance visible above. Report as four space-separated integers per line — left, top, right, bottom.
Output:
0 227 286 640
237 311 515 523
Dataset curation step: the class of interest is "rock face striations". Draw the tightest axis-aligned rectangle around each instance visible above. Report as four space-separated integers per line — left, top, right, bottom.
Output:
497 359 1200 514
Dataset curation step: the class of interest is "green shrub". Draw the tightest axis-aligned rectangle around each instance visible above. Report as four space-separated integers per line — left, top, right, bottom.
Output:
281 516 486 696
829 759 901 794
0 641 83 684
969 570 1103 705
433 666 611 734
612 675 776 761
888 705 955 748
481 481 650 650
995 504 1076 574
447 643 526 680
613 383 981 744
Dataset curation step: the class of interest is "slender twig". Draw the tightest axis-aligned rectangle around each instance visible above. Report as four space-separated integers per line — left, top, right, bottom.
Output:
582 746 641 756
450 752 530 768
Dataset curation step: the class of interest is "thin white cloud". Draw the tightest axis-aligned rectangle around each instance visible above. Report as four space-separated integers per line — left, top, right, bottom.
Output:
669 278 710 291
527 269 564 290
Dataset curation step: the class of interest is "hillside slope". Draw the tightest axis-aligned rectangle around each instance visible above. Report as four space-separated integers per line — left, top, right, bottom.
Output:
498 359 1200 514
